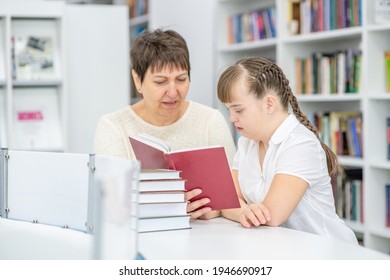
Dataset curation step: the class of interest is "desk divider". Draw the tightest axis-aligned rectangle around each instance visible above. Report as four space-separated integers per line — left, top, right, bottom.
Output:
0 149 141 259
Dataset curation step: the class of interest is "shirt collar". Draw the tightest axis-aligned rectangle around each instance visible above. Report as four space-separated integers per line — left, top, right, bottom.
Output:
269 114 300 145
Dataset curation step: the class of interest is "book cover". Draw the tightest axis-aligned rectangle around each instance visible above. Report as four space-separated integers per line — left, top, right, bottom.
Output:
139 169 181 181
375 0 390 24
13 35 56 81
131 215 191 233
13 88 63 151
132 191 186 204
131 202 187 218
138 179 185 192
129 133 240 210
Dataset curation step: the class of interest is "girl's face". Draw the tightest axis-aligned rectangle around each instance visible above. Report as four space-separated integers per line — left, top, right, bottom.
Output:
225 75 269 141
134 66 190 122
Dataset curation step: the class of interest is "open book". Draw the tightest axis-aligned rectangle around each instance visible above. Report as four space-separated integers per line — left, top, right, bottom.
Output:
129 133 240 210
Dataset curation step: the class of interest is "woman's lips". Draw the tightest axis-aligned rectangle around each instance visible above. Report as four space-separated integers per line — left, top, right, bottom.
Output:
162 101 178 107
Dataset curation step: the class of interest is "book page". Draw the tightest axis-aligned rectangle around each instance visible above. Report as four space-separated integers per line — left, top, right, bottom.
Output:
135 133 171 152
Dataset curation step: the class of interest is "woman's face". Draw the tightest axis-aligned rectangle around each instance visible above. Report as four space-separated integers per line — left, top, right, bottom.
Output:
135 66 190 122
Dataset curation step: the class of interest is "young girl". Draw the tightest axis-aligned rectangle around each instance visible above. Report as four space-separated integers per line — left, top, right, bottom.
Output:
218 56 357 244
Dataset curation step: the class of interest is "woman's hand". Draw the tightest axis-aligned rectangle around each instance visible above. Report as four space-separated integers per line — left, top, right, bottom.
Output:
185 188 220 220
237 203 271 228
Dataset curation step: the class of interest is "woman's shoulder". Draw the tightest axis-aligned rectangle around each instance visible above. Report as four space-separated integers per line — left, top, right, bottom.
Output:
100 106 133 121
188 101 219 114
187 101 225 121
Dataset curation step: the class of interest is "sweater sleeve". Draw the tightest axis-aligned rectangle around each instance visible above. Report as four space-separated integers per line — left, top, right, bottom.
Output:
93 115 132 160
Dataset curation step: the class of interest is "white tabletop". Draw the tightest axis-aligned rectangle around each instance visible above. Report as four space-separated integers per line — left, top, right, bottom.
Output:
138 217 390 260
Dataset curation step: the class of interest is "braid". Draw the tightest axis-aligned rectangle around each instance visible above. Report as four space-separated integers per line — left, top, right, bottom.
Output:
272 63 341 176
289 92 319 137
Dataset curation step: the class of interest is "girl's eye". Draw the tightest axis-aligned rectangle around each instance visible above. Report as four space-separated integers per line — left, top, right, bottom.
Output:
154 81 165 85
235 109 243 114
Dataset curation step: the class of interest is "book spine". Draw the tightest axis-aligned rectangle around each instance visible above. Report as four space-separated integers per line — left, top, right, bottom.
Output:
387 117 390 160
165 154 176 170
385 50 390 92
386 184 390 227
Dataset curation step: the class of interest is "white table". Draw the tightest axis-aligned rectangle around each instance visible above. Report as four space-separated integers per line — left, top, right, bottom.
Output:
138 218 390 260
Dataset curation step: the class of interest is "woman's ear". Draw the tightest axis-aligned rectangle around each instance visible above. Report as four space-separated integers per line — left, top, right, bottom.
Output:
131 69 142 93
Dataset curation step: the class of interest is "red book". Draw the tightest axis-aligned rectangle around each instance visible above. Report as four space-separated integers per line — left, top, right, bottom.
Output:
129 133 240 210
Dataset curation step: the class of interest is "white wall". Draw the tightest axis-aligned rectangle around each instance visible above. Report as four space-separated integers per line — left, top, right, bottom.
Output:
65 5 130 153
149 0 217 108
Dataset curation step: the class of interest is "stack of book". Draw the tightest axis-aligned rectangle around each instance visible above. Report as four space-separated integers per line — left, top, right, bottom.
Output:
131 168 191 233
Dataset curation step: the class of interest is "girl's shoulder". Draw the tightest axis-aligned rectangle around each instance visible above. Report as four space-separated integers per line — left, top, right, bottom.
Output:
237 136 257 151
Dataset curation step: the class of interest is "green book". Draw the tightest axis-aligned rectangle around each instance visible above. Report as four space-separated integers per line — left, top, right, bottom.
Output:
385 50 390 93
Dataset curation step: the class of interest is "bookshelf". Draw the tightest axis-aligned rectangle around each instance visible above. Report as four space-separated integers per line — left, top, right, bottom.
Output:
129 0 149 104
216 0 390 254
0 1 66 152
0 2 130 154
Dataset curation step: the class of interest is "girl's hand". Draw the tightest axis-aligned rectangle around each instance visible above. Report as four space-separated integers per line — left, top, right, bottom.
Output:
185 188 216 220
238 203 271 228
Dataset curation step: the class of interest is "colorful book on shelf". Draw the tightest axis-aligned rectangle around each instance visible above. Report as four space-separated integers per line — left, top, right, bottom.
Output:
386 184 390 227
13 35 56 81
129 133 240 211
385 50 390 93
387 117 390 160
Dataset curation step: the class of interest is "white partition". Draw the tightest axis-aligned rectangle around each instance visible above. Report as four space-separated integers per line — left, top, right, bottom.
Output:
6 150 90 231
0 150 140 259
93 155 140 260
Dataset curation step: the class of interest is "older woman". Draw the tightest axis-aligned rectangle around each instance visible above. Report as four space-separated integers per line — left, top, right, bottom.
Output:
94 29 236 219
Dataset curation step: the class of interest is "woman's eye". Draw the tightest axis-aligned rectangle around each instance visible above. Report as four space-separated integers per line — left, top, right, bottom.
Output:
235 109 243 114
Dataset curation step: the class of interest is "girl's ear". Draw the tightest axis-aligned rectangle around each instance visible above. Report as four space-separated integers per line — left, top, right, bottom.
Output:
265 94 276 114
132 69 142 93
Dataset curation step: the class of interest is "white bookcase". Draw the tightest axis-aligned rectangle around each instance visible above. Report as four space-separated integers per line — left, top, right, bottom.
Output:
0 1 66 152
216 0 390 254
0 1 130 154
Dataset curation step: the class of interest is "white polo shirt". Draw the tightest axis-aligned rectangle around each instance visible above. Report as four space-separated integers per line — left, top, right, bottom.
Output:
233 114 358 244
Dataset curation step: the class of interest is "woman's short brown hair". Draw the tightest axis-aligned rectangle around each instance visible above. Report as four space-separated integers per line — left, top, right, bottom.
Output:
130 29 191 82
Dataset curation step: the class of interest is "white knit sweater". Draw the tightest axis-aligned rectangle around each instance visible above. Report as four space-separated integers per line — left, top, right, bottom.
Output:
93 101 236 165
